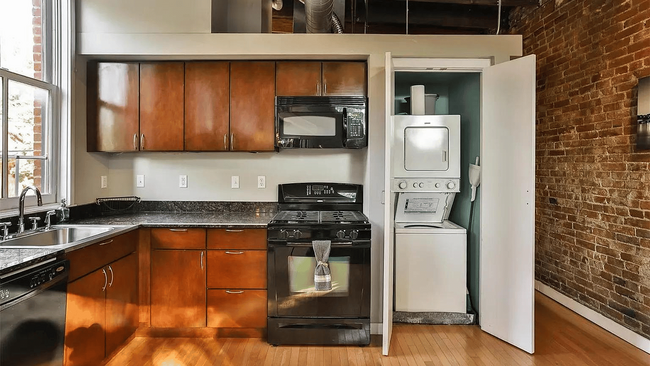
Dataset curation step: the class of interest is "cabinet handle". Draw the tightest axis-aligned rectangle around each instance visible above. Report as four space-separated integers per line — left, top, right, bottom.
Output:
225 290 244 294
225 251 244 255
102 268 108 292
108 265 114 287
230 133 234 150
324 83 327 95
200 251 204 270
317 81 320 95
169 228 188 232
224 133 228 150
133 134 138 150
141 134 145 150
98 239 113 246
225 229 243 233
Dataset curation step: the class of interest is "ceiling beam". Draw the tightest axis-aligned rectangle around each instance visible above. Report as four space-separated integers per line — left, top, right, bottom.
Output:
400 0 538 6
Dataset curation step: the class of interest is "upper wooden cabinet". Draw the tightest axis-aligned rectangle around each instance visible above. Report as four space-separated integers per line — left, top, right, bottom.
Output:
185 62 230 151
230 62 276 152
139 62 185 151
275 61 367 97
87 62 140 152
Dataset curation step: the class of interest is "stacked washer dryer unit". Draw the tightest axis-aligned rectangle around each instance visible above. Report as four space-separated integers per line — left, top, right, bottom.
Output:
392 114 468 314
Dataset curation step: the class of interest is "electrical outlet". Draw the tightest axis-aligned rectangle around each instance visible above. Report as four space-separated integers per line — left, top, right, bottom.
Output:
179 175 188 188
231 176 240 189
101 175 108 189
257 175 266 189
136 175 145 188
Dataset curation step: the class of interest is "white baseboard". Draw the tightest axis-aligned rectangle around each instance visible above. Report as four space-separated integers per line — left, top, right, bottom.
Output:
371 322 382 335
536 281 650 354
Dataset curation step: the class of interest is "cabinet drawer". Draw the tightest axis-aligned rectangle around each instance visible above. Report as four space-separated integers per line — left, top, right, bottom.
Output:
151 228 206 249
207 228 266 250
206 250 266 289
207 289 266 328
67 230 138 282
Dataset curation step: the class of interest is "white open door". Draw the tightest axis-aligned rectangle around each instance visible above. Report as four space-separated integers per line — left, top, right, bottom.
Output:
480 55 536 354
382 51 395 356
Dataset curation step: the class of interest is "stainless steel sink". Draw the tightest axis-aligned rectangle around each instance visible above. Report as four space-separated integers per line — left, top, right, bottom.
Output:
0 225 116 248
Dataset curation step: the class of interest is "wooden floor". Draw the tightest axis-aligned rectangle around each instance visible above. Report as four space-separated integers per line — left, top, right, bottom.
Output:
106 293 650 366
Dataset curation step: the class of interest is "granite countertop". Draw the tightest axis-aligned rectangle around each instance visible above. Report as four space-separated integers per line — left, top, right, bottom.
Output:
70 211 275 228
0 210 277 275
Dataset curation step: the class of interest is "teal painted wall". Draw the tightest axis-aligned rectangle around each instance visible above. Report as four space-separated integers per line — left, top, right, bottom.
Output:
447 73 481 315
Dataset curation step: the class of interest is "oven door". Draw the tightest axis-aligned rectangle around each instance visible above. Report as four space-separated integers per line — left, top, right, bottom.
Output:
276 109 345 148
268 242 370 318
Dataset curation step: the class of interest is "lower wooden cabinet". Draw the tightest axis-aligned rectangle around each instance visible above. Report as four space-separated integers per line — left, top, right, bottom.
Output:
206 250 266 289
150 249 206 327
207 290 266 328
64 252 138 366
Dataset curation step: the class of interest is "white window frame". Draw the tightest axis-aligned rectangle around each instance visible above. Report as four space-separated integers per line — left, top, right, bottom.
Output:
0 0 73 214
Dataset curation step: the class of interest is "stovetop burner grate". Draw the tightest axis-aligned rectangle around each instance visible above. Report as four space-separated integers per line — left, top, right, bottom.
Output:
271 210 368 225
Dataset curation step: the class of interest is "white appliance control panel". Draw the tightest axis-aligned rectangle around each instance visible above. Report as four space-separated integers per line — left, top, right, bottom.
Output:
392 178 460 193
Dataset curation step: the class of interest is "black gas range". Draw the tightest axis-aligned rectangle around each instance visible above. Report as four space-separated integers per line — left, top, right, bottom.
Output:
267 183 371 346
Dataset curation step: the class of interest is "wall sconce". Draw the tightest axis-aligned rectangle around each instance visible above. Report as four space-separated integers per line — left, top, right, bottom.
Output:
637 76 650 150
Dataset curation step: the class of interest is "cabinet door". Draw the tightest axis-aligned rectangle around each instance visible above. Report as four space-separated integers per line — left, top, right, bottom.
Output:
322 62 367 96
230 62 276 152
207 290 266 328
275 61 321 96
64 268 107 366
151 228 206 250
151 250 206 327
185 62 230 151
207 228 266 250
87 62 139 152
105 253 138 357
206 250 266 289
140 62 184 151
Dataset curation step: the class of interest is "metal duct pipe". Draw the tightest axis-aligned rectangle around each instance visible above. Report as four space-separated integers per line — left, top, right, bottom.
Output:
304 0 333 33
331 11 343 33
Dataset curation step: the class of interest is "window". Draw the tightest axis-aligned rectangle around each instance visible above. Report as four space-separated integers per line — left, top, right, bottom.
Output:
0 0 59 209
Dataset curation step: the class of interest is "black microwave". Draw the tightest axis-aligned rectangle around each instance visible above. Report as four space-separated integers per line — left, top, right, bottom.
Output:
275 96 367 149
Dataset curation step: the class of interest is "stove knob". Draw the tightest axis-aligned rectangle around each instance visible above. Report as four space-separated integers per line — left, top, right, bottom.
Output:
398 180 407 189
278 229 288 239
350 230 359 240
293 230 302 239
447 181 456 190
336 230 346 239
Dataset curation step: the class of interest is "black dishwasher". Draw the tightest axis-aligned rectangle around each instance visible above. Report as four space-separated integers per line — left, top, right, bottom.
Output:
0 258 69 366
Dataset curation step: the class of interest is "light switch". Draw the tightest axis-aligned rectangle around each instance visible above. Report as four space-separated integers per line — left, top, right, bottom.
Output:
231 176 240 189
136 175 145 188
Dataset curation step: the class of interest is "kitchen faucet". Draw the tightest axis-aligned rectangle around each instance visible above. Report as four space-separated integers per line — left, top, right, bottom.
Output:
18 185 43 233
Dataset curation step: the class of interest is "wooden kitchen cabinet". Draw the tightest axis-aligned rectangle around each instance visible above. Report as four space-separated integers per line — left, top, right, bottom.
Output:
87 62 140 152
150 249 206 327
230 62 276 152
64 268 106 366
151 228 206 249
206 250 266 289
276 61 322 96
139 62 185 151
105 253 139 357
207 290 266 328
275 61 367 97
64 234 138 366
207 228 266 250
322 62 367 96
185 62 230 151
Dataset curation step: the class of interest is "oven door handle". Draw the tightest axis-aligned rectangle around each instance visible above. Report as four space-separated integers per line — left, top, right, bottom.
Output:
286 242 353 247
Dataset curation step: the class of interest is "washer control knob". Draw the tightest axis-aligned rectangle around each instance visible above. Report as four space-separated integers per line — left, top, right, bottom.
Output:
435 183 441 188
418 182 424 188
412 182 418 188
292 230 302 239
398 181 407 189
350 230 359 240
336 230 346 239
447 181 456 190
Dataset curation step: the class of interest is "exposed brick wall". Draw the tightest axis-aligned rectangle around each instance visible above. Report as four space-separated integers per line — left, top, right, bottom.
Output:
510 0 650 338
33 0 42 188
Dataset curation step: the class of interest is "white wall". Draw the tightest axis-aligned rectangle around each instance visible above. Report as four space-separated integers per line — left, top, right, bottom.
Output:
74 0 523 327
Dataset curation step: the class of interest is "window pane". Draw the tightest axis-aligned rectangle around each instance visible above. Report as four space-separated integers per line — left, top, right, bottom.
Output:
7 81 48 197
0 0 45 81
7 157 46 198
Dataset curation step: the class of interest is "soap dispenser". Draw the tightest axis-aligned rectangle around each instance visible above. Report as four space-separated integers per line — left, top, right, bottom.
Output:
57 198 70 222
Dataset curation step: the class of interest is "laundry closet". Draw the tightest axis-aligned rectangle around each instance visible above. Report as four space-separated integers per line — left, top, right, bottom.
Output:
382 55 536 355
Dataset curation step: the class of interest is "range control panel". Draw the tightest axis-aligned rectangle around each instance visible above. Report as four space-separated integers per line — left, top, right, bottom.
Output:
392 178 461 193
